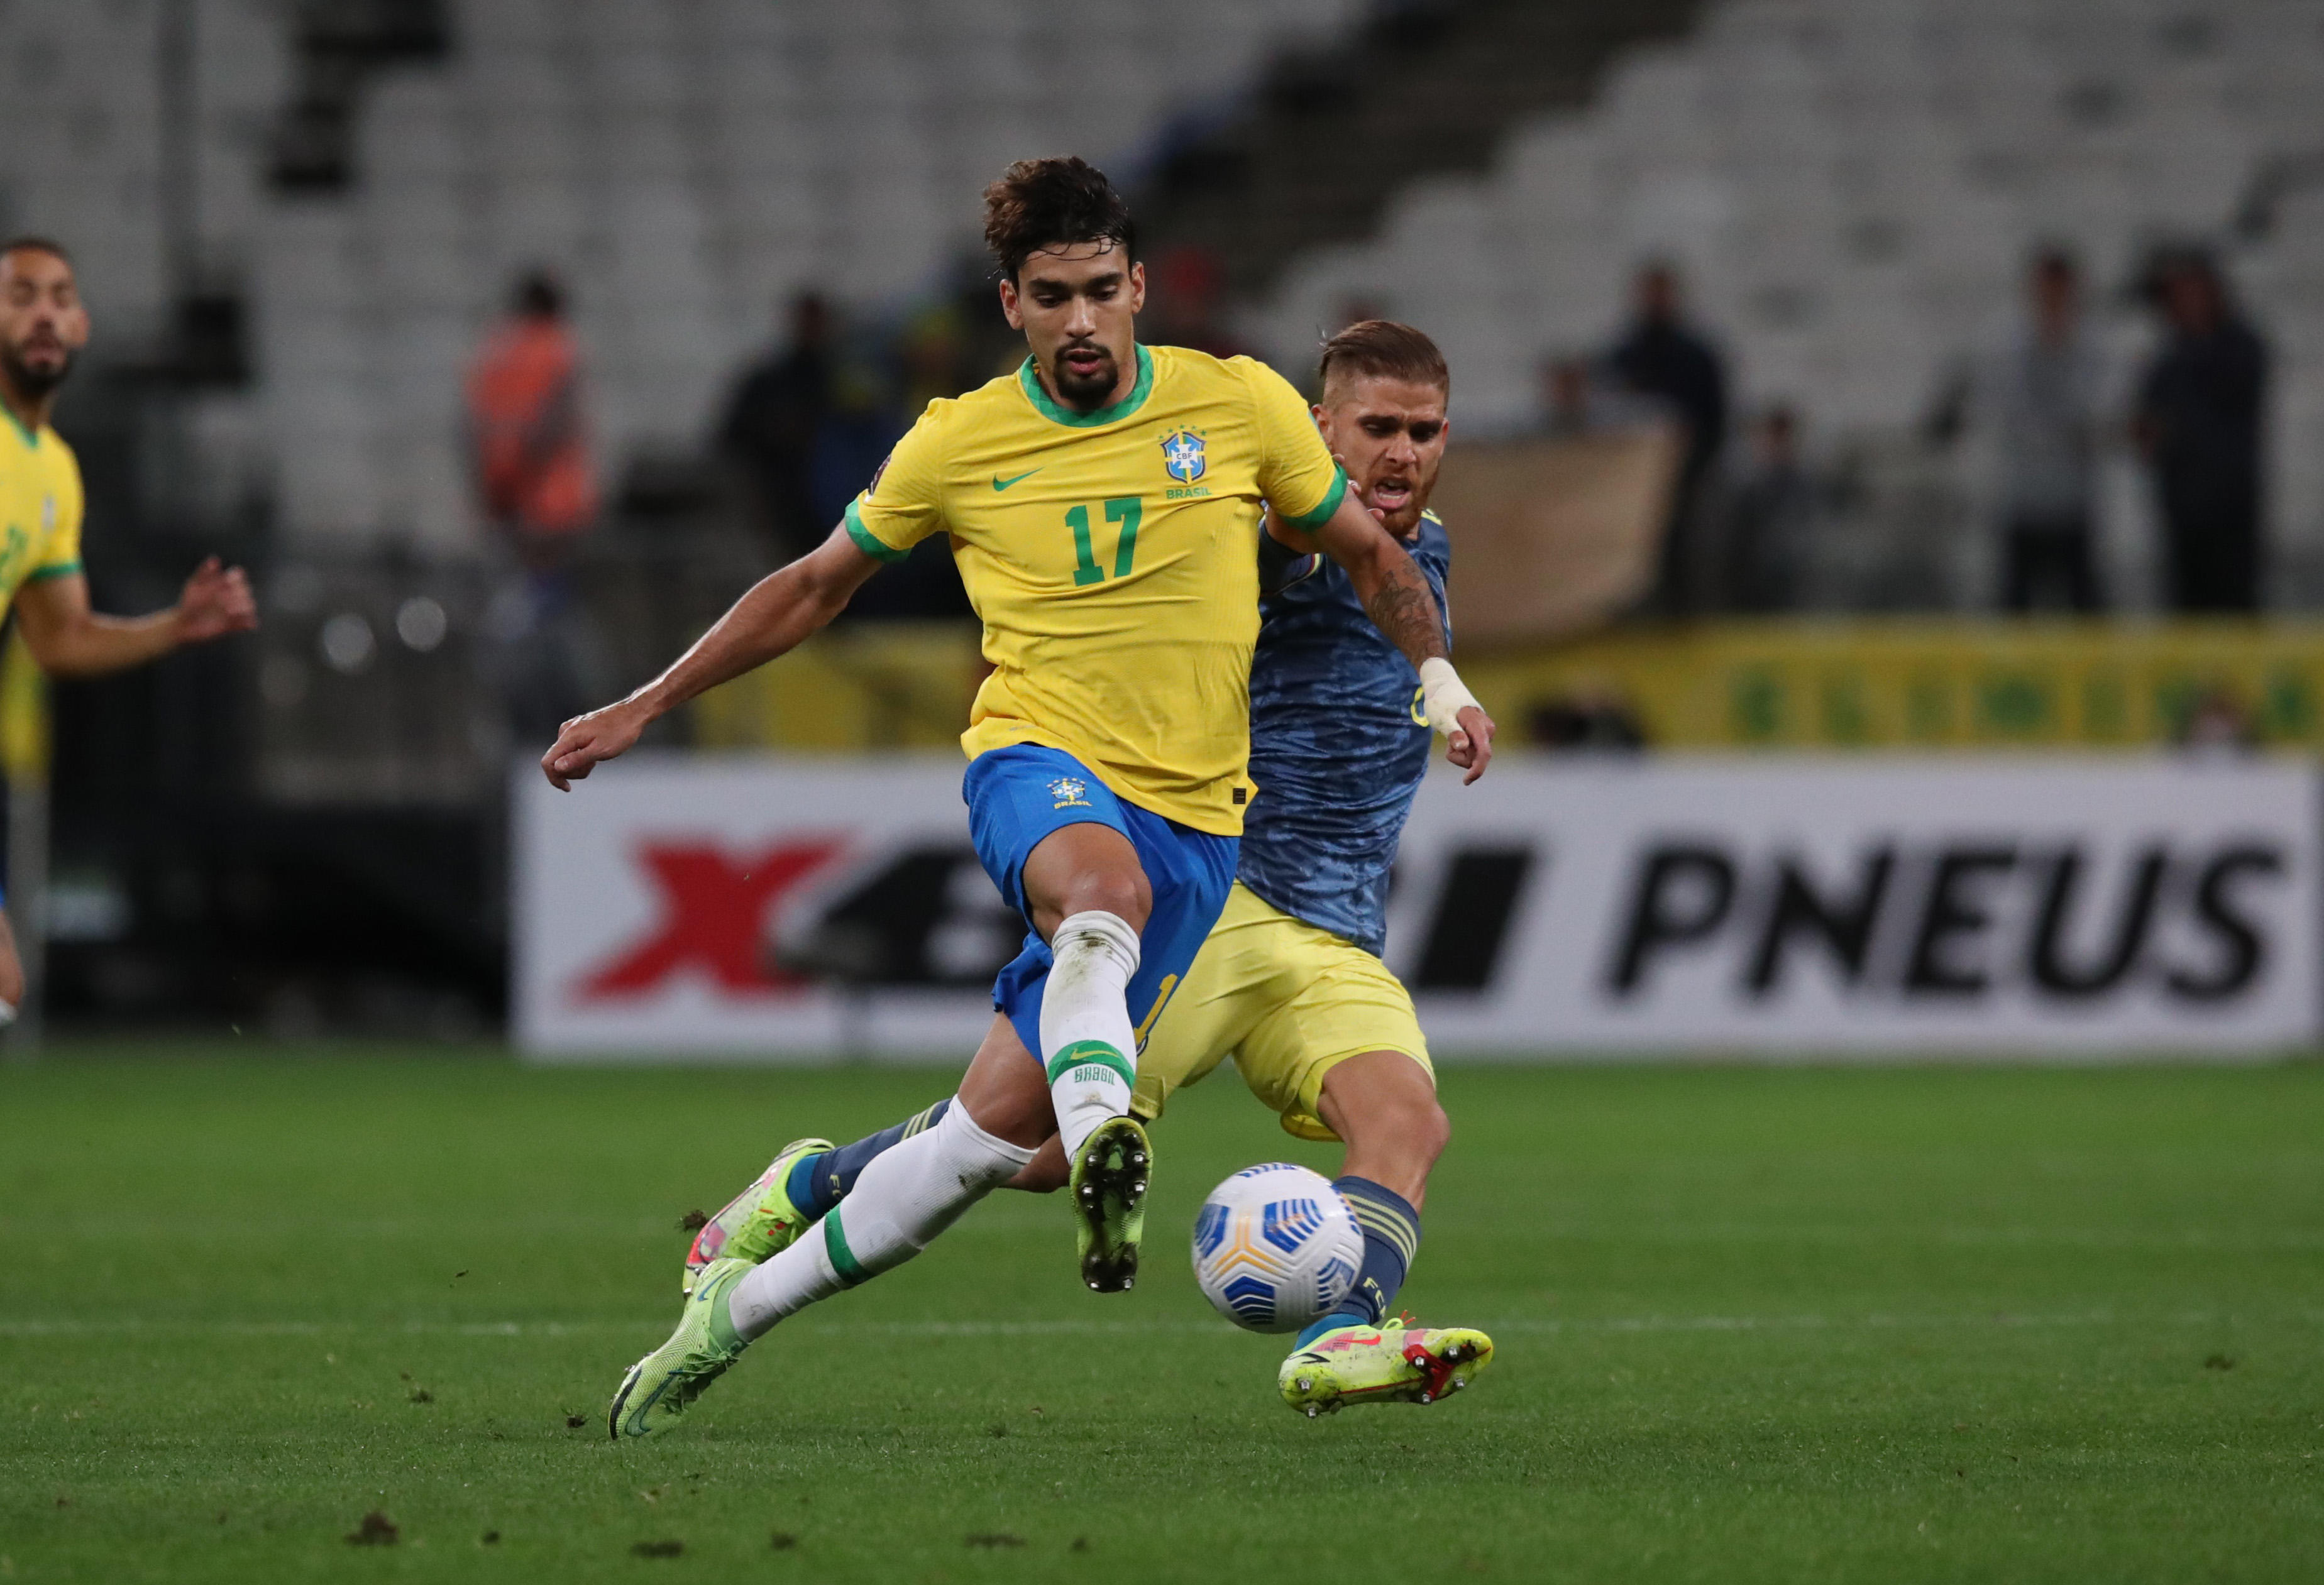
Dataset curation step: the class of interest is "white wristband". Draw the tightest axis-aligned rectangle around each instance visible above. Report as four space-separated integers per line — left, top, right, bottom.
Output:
1418 657 1481 737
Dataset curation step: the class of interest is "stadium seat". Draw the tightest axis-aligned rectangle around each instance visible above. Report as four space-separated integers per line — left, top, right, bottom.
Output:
1250 0 2324 586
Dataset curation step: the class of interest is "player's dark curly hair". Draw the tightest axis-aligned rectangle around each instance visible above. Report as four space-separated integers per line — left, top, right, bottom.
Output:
981 156 1136 282
1318 320 1450 397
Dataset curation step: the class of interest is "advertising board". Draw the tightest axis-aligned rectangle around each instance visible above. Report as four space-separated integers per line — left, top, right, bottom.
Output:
516 756 2319 1058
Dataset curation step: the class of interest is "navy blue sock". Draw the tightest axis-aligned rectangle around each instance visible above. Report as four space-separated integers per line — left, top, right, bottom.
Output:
1296 1176 1420 1347
785 1099 951 1220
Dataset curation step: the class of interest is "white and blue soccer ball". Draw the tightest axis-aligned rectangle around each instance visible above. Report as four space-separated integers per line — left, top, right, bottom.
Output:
1191 1163 1363 1334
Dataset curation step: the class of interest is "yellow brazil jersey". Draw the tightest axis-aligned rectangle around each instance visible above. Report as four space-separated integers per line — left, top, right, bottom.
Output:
0 412 84 620
845 344 1345 836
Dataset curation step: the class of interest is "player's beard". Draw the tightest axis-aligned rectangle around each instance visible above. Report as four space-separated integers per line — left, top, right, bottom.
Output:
1049 341 1119 411
0 340 72 401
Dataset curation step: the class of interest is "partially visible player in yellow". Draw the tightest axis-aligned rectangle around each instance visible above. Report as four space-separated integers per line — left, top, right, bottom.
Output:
0 238 257 1022
544 158 1496 1438
1033 320 1490 1414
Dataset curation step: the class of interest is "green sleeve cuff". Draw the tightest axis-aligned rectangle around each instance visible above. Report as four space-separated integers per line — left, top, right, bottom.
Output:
1278 466 1349 530
842 500 910 565
25 561 82 581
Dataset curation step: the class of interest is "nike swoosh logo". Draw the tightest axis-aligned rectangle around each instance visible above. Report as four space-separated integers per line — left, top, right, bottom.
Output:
992 469 1041 491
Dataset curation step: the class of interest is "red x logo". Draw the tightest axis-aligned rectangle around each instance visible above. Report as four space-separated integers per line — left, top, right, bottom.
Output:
576 839 847 1001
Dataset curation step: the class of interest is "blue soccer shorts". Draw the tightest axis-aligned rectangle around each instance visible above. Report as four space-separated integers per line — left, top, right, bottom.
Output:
964 743 1238 1062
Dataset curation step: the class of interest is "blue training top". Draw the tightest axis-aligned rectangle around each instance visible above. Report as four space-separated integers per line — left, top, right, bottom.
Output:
1236 511 1452 956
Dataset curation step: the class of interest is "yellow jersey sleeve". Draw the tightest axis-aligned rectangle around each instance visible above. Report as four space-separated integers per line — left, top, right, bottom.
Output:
1239 358 1346 529
30 439 83 581
843 400 950 563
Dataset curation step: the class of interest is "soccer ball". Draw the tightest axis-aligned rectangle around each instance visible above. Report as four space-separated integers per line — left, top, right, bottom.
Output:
1191 1163 1363 1334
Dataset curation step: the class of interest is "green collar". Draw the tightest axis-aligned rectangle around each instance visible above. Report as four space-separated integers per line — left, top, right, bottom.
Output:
1 405 39 450
1018 344 1154 427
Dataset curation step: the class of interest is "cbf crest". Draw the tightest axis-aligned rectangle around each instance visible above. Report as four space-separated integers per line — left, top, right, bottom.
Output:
1160 429 1207 484
1047 776 1093 809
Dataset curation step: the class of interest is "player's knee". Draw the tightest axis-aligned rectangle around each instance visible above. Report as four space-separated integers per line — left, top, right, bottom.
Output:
0 948 23 1012
1059 867 1148 933
1329 1061 1447 1167
1409 1091 1451 1165
1370 1073 1450 1166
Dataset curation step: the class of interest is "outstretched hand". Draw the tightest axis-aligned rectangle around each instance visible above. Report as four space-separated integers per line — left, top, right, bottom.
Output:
541 700 649 791
175 557 257 644
1445 703 1495 785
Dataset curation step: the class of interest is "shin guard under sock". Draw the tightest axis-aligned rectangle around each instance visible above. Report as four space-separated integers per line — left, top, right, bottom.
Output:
727 1102 1032 1339
1296 1176 1421 1348
786 1099 951 1220
1039 909 1141 1159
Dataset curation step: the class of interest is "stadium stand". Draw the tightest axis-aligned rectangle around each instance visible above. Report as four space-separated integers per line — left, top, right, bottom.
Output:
1252 0 2324 599
2 1 2318 578
248 0 1370 547
0 0 290 334
0 0 1371 549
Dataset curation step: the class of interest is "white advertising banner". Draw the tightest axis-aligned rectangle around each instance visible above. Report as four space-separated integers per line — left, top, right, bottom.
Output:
515 756 1011 1058
515 754 2320 1059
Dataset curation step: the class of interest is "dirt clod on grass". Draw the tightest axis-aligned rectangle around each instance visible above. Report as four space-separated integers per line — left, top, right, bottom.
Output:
2205 1354 2237 1371
966 1533 1026 1549
346 1511 399 1547
632 1540 683 1558
678 1210 709 1232
408 1388 434 1403
769 1532 798 1550
566 1415 587 1429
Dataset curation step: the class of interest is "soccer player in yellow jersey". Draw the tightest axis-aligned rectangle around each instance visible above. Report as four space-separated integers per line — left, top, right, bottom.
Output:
689 324 1495 1418
547 158 1496 1437
0 239 256 1023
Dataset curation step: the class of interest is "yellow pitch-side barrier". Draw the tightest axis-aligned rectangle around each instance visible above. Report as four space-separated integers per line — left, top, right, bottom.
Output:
690 618 2324 755
1466 620 2324 750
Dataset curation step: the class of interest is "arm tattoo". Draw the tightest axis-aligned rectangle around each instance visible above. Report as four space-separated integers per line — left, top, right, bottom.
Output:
1362 557 1448 670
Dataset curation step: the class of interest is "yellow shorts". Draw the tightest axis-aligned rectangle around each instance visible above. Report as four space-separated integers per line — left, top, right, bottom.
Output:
1132 880 1433 1142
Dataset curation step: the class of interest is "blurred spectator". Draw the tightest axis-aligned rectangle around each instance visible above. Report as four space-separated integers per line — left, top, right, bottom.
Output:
898 302 971 419
1528 686 1647 752
1608 261 1729 616
1541 355 1594 436
1719 404 1812 612
1331 295 1389 340
465 270 597 562
2135 250 2268 613
2174 683 2258 755
466 269 605 743
1951 249 2110 613
717 292 835 562
1536 354 1629 437
1146 244 1248 359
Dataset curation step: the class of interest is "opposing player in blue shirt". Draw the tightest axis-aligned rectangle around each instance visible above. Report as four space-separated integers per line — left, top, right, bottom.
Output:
680 321 1497 1416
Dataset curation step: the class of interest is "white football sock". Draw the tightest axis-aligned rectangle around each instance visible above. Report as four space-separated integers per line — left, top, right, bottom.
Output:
1039 909 1142 1160
725 1099 1033 1340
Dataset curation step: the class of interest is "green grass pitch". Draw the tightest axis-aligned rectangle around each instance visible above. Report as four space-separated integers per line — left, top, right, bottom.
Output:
3 1048 2319 1582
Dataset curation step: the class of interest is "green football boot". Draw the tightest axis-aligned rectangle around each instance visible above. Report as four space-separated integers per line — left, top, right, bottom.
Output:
610 1256 754 1439
682 1136 834 1294
1279 1317 1494 1417
1068 1114 1151 1293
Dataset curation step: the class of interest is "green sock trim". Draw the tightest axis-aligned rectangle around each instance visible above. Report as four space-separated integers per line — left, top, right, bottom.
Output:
1045 1041 1133 1090
823 1207 867 1287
